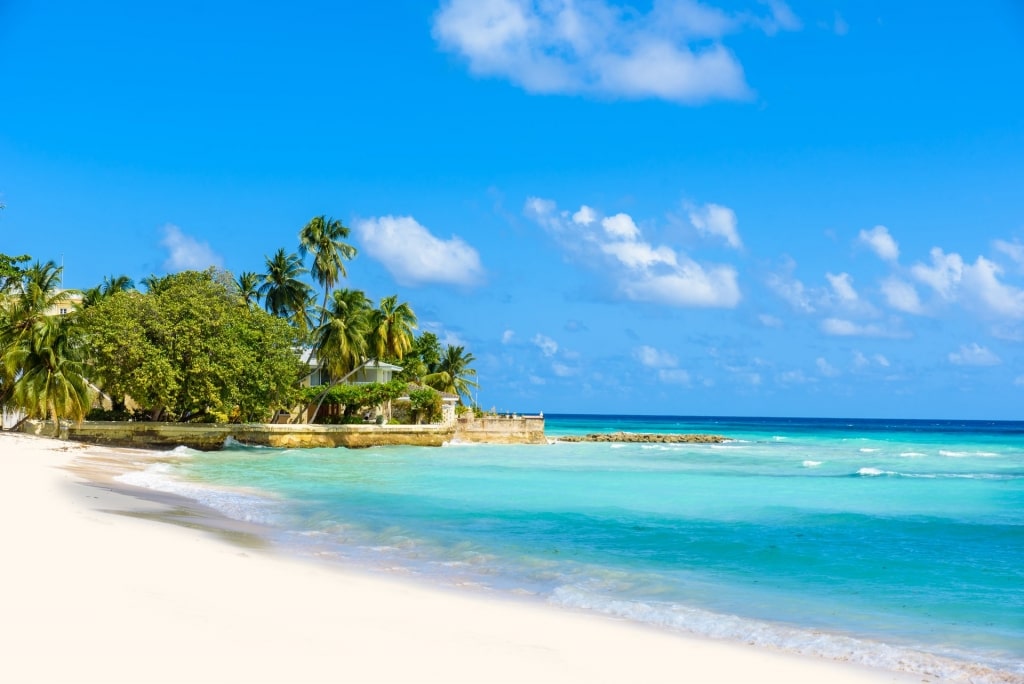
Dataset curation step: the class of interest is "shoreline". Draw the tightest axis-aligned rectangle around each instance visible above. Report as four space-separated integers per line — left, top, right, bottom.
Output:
0 432 940 683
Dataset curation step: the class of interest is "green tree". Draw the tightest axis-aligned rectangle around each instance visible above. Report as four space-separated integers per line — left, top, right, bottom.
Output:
306 288 372 423
78 269 304 422
315 288 372 381
140 274 170 294
424 344 478 405
298 215 356 318
369 295 417 362
396 331 442 384
235 271 261 308
259 248 312 335
0 262 91 430
82 274 134 308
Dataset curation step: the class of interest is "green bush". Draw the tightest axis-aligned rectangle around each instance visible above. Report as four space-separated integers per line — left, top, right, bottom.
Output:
409 387 442 424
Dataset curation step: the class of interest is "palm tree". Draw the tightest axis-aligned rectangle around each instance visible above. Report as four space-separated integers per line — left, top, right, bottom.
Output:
0 262 91 431
314 288 372 381
424 345 478 405
369 295 417 362
140 274 168 294
235 271 261 308
259 249 313 335
82 274 134 308
1 314 92 431
5 261 75 333
298 215 357 318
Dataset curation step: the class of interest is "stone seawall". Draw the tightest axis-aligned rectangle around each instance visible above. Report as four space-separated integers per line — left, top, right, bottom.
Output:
453 415 547 444
28 421 455 451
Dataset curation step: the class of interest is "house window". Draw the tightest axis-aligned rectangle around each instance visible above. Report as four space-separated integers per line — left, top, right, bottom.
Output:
59 308 68 315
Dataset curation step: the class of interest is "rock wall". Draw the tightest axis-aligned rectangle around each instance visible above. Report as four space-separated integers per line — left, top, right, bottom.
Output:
453 414 547 444
45 421 455 451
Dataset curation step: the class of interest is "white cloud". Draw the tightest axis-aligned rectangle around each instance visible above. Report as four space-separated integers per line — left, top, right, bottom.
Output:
552 362 577 377
658 369 691 385
601 213 640 240
948 343 1001 367
858 225 899 262
634 345 678 368
852 351 889 369
816 357 839 377
766 259 814 312
527 197 741 308
688 203 742 249
758 314 783 328
160 225 223 271
826 272 858 303
821 318 899 338
1015 375 1024 387
911 247 963 300
880 277 925 315
572 205 597 226
533 333 559 357
962 256 1024 319
778 369 814 385
621 262 741 307
757 0 802 34
355 215 483 287
994 239 1024 270
529 375 547 385
432 0 788 104
502 329 515 344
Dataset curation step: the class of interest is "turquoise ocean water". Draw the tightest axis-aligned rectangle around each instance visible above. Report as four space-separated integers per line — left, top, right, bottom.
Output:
119 415 1024 682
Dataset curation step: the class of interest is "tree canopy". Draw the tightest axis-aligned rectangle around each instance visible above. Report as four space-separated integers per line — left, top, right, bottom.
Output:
77 269 304 422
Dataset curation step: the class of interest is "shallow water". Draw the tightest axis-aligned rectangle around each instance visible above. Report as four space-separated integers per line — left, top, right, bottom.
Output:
118 415 1024 682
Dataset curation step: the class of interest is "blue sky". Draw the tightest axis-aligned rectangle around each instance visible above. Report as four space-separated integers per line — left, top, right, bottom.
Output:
2 1 1023 418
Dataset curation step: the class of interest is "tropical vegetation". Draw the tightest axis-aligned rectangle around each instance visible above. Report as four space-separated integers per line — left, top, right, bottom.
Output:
0 212 480 428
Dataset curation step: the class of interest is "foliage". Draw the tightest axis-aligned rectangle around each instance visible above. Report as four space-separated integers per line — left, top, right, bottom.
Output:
424 344 478 405
0 253 30 291
235 271 261 308
86 407 148 422
82 274 134 308
396 331 441 383
302 379 407 421
298 215 356 317
314 288 372 380
0 262 92 425
408 386 442 424
259 248 312 336
77 269 305 423
369 295 417 362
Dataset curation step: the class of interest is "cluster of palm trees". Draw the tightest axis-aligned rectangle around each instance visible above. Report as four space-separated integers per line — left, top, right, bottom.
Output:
1 214 479 428
244 215 478 407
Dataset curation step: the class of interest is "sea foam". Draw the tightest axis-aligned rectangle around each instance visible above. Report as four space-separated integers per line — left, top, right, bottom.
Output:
116 463 282 525
549 587 1022 684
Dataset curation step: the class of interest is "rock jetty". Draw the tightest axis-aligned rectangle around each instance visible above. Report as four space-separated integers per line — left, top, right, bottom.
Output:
558 432 727 444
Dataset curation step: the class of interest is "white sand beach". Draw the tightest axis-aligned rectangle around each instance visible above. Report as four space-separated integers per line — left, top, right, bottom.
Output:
0 432 921 684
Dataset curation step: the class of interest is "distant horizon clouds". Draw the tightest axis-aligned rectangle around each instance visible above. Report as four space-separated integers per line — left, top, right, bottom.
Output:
354 215 484 288
432 0 801 103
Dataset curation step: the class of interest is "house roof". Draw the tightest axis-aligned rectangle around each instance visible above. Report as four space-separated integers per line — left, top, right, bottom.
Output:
359 360 404 372
296 349 403 373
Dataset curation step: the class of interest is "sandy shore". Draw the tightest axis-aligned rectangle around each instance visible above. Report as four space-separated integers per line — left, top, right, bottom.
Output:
0 433 922 684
